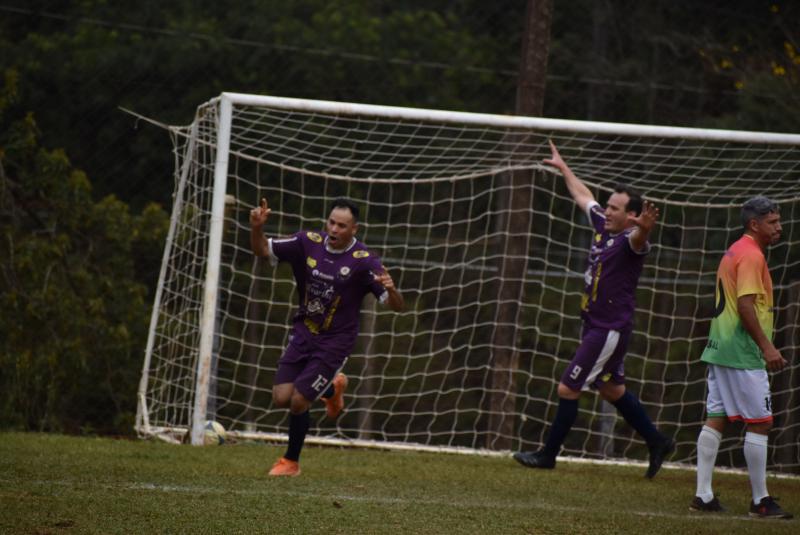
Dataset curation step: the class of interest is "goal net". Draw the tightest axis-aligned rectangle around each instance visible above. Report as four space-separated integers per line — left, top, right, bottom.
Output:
136 93 800 474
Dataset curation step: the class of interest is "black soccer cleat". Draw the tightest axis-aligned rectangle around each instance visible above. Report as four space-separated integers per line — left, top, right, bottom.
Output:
749 496 793 519
513 450 556 469
689 495 726 513
645 437 675 479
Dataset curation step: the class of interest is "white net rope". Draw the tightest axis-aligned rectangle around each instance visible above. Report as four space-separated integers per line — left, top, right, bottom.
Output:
138 96 800 473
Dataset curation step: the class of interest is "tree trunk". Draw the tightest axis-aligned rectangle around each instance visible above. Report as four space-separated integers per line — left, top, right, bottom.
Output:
487 0 553 450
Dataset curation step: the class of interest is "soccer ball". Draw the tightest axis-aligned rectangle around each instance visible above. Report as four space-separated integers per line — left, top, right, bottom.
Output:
203 420 226 445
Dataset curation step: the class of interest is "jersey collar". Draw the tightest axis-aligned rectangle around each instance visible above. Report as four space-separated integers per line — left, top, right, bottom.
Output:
324 236 357 254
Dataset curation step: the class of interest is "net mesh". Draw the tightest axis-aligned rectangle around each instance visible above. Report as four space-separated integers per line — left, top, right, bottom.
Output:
137 96 800 473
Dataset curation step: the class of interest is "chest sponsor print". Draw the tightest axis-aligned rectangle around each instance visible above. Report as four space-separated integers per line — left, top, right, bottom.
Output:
307 298 324 314
311 268 334 281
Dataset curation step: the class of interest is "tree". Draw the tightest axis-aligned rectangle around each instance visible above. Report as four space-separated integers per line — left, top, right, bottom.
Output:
0 69 169 433
488 0 553 450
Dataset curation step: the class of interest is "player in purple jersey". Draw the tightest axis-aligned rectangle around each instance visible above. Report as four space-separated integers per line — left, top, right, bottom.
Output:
250 197 404 477
514 141 674 478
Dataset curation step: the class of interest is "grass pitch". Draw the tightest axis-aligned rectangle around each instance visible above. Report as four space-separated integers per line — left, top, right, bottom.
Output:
2 432 798 534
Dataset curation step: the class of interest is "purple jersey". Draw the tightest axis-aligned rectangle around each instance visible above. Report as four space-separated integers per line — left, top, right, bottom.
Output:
269 230 387 355
580 201 649 330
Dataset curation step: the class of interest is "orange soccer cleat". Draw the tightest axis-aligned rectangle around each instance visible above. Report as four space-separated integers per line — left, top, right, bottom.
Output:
268 457 301 477
323 373 348 420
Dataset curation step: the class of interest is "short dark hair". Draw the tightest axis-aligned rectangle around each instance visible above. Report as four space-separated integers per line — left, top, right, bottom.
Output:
329 197 360 222
741 196 778 229
613 184 643 215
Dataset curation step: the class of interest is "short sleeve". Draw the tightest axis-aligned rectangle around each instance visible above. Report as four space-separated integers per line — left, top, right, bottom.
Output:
585 201 605 234
364 254 389 301
268 231 305 267
624 228 651 256
736 251 766 298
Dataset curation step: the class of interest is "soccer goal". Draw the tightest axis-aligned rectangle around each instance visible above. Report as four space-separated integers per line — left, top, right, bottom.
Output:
136 92 800 474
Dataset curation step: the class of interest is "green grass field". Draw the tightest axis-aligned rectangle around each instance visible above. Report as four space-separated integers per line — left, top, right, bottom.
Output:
2 432 797 534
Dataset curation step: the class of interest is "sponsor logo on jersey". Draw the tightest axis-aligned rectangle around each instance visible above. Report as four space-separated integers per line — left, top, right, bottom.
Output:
338 266 351 279
606 238 615 247
306 256 317 268
307 232 323 243
595 233 602 242
353 250 370 258
311 269 334 281
307 298 324 314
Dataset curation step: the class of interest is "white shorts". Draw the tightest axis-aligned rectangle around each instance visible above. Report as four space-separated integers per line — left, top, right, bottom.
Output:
706 364 772 423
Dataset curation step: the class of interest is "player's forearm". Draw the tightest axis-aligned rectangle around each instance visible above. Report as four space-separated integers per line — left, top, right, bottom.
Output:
560 165 595 210
737 296 773 352
628 227 651 253
250 226 270 257
385 288 404 312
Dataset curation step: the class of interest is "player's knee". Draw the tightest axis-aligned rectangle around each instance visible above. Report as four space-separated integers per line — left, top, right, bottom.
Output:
289 393 311 415
704 417 726 433
272 390 291 408
272 395 290 408
272 382 295 407
598 382 625 403
747 420 773 434
557 382 581 399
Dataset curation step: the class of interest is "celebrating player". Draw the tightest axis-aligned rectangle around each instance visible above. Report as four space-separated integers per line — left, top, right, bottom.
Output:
513 140 674 477
250 197 404 477
690 196 792 518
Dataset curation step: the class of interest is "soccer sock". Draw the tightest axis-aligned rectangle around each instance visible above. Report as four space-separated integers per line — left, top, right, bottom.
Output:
284 410 310 462
695 425 722 502
744 431 769 503
542 398 579 459
322 383 335 399
611 391 662 446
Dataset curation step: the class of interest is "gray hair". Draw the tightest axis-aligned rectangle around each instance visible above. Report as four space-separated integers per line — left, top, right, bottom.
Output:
741 196 779 229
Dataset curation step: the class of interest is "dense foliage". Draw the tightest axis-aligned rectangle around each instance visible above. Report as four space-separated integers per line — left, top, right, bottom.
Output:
0 72 168 433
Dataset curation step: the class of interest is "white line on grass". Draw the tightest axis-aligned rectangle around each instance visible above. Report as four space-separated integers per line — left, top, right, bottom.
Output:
121 481 770 524
13 479 789 524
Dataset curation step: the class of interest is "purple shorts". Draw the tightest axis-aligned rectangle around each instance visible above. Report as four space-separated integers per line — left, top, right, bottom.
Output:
274 330 348 402
560 324 630 392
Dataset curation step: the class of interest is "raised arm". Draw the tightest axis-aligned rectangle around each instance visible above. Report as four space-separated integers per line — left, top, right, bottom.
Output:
628 200 659 253
374 267 404 312
249 198 272 257
738 294 787 372
543 140 595 213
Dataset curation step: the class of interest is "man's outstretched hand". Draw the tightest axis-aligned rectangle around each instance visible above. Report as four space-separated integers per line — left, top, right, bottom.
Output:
250 198 271 227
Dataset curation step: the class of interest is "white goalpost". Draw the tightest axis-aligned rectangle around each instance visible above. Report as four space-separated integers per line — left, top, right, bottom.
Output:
136 92 800 473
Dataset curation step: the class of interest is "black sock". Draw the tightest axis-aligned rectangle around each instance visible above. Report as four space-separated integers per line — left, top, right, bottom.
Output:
612 391 662 446
284 410 310 461
542 398 579 458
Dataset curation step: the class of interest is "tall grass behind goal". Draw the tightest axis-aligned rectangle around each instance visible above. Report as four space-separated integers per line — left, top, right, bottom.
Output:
136 93 800 473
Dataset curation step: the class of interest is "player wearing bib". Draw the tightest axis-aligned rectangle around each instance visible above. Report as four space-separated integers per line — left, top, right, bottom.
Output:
250 197 404 477
691 196 791 519
514 141 674 478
